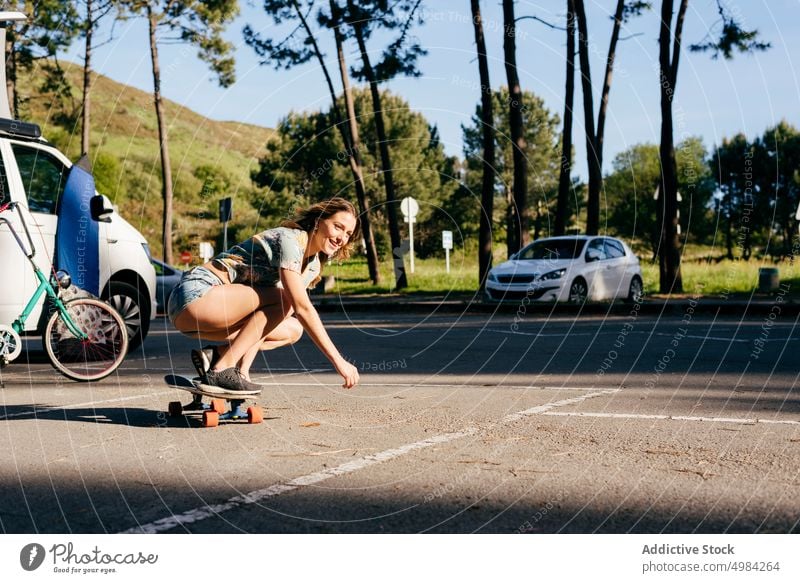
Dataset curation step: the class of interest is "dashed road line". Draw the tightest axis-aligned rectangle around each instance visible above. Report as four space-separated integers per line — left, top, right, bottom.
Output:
543 411 800 426
0 383 603 421
0 392 175 420
119 388 619 534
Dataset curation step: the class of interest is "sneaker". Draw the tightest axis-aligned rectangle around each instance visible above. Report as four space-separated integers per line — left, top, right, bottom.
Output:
235 369 263 392
191 345 219 378
203 367 259 393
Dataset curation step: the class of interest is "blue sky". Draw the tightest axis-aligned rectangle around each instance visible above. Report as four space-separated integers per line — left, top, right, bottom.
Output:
65 0 800 178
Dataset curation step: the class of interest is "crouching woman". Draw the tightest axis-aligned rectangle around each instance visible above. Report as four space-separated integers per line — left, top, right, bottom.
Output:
167 197 360 391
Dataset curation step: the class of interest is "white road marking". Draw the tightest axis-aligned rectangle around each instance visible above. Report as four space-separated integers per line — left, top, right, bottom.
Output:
248 382 605 392
487 328 593 337
119 389 619 534
0 383 602 421
488 328 797 344
543 411 800 426
0 392 175 420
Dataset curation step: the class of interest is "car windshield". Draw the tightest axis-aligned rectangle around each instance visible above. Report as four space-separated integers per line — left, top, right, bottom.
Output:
517 239 586 261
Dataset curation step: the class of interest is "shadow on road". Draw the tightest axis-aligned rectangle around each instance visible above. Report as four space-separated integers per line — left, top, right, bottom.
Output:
0 477 796 534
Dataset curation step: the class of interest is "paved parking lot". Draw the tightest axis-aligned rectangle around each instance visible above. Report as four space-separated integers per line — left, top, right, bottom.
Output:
1 306 798 533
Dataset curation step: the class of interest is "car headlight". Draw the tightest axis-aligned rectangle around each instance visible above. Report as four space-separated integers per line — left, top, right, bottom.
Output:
539 268 566 281
141 243 152 260
487 271 498 283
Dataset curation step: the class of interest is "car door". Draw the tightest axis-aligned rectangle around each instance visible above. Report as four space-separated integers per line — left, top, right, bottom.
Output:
9 141 68 330
603 238 628 298
583 238 609 299
0 140 29 326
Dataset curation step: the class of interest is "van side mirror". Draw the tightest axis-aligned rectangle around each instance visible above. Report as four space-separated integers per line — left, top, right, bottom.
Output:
90 194 113 223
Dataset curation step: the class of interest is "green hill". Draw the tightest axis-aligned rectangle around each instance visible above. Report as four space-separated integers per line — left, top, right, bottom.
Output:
21 62 275 261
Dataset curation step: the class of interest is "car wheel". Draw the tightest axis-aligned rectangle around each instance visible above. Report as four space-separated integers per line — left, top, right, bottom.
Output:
104 281 150 351
626 276 643 304
569 278 588 304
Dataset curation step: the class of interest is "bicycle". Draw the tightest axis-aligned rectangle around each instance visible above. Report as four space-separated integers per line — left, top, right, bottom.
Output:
0 201 129 381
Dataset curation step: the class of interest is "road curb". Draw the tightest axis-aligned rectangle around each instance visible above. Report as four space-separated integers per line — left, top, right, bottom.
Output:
312 296 800 316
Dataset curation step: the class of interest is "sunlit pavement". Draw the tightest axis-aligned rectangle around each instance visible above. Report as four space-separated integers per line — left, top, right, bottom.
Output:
1 307 797 533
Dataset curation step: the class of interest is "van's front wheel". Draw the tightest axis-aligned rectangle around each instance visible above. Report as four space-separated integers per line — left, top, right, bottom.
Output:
104 281 150 351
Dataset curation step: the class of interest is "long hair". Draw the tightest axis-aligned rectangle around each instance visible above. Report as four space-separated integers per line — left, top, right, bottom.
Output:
281 197 362 263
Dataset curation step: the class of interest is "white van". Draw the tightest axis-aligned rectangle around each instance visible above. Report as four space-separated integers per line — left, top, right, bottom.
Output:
0 119 156 350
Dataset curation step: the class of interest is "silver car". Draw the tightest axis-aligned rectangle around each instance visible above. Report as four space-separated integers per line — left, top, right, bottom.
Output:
485 236 644 304
150 258 184 314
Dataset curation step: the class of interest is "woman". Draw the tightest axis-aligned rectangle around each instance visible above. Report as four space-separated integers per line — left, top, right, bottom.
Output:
167 197 360 391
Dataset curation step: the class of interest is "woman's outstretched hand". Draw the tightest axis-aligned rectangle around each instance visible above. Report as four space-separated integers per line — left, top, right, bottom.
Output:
335 358 360 389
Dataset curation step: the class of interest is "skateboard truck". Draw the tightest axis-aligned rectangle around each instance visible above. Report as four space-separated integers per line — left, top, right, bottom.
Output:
165 374 263 427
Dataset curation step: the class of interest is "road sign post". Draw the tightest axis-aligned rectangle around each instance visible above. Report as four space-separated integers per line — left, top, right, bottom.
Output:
400 197 419 274
219 197 232 250
442 230 453 274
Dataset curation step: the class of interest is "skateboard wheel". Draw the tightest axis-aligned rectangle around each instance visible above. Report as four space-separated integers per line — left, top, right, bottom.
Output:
247 406 263 424
211 399 226 414
203 411 220 428
168 401 183 417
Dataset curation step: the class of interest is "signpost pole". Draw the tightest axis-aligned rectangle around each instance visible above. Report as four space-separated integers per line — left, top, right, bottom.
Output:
408 216 415 274
219 197 232 250
400 197 419 275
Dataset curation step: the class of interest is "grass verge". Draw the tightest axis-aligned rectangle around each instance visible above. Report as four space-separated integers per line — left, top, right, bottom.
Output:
324 249 800 300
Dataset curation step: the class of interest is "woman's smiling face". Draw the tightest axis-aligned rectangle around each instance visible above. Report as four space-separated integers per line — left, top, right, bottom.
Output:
309 210 357 256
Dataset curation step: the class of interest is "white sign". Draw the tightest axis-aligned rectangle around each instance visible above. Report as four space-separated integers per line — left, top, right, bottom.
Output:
199 242 214 262
400 197 419 221
442 230 453 250
442 231 453 274
400 197 418 273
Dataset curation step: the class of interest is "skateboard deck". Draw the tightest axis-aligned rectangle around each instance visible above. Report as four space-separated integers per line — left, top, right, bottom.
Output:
164 374 263 427
165 373 261 397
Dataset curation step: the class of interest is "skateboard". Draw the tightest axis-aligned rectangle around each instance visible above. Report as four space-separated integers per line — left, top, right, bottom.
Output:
164 374 263 427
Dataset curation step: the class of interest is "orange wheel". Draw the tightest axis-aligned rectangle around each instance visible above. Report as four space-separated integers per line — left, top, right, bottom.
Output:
203 411 220 427
168 401 183 417
247 406 263 424
211 399 226 414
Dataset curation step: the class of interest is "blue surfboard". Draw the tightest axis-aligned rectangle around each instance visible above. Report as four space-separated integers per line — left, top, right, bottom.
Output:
55 155 99 295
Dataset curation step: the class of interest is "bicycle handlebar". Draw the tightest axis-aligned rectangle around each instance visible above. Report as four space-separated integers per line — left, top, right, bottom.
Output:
0 201 37 259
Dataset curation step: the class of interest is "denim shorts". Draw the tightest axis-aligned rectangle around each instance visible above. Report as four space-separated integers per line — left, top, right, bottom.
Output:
167 266 224 323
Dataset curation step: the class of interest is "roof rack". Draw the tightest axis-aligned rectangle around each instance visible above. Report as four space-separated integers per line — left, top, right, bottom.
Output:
0 117 42 140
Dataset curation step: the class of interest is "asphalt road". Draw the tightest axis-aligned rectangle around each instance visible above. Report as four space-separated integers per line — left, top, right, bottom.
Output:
1 305 798 534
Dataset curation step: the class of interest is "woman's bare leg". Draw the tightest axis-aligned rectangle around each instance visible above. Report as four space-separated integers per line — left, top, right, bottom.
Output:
172 284 281 334
173 284 303 381
238 316 303 379
233 290 297 378
199 287 292 373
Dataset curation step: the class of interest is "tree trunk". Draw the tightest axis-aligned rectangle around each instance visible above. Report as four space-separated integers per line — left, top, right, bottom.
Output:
147 7 174 265
657 0 685 293
351 20 408 289
297 0 380 285
595 0 625 168
81 0 94 156
470 0 495 288
502 0 528 256
326 1 381 284
573 0 601 235
555 0 576 236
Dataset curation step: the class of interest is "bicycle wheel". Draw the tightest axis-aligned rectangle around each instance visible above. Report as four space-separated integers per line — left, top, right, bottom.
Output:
43 298 129 382
0 324 22 362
